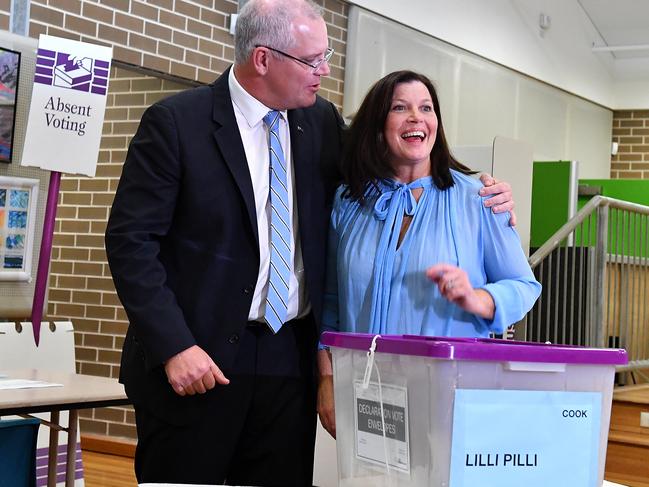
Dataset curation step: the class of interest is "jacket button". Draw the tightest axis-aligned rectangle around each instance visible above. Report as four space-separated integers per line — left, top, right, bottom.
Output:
228 334 239 344
243 285 254 295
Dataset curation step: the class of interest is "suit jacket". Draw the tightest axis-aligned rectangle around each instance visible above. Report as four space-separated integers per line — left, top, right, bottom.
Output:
105 69 344 422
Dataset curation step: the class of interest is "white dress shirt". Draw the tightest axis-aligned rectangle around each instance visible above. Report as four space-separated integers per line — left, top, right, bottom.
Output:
228 68 308 325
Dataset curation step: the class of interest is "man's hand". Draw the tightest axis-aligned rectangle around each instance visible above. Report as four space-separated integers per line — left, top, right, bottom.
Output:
164 345 229 396
478 174 517 226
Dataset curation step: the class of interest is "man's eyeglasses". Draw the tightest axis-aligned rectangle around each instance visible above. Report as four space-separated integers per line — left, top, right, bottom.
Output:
256 45 334 73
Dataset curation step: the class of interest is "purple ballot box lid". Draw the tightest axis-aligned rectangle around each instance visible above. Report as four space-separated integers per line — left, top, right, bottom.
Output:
320 332 628 365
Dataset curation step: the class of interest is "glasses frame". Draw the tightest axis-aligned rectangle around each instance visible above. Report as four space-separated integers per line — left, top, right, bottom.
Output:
256 45 334 73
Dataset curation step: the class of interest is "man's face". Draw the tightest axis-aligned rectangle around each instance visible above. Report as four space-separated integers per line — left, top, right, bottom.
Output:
266 16 331 110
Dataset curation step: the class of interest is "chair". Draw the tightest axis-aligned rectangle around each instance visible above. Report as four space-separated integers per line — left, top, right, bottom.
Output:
0 418 40 487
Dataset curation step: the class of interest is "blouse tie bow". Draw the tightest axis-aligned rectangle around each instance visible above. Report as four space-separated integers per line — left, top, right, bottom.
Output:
368 177 432 334
373 183 418 220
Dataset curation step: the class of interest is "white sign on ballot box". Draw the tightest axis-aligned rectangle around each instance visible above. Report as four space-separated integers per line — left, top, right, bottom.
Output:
354 380 410 473
450 389 602 487
21 35 112 177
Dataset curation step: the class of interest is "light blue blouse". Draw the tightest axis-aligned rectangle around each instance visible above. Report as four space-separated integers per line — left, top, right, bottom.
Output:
321 170 541 338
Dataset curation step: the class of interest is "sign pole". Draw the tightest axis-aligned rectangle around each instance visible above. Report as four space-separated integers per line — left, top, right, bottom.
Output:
30 170 61 346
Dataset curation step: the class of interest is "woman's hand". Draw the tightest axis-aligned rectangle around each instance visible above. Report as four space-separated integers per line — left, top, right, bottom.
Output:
317 349 336 438
426 263 495 320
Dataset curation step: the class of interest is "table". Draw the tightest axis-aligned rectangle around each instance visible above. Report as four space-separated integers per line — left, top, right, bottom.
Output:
0 369 129 487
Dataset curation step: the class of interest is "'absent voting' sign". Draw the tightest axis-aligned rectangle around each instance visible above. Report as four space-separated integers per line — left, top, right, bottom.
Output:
22 35 112 177
450 389 602 487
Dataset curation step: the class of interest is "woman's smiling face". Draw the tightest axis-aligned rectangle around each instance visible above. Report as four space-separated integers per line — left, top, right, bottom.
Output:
384 80 438 180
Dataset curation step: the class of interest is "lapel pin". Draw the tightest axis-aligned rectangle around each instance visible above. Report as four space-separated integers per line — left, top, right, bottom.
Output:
297 125 304 133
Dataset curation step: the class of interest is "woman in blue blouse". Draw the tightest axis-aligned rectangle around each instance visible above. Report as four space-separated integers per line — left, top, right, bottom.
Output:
317 70 541 437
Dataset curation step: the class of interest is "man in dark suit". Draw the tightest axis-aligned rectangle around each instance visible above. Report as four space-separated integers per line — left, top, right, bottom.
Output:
106 1 344 484
105 0 515 485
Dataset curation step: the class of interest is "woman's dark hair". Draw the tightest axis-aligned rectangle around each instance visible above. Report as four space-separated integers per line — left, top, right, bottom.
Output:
341 70 474 200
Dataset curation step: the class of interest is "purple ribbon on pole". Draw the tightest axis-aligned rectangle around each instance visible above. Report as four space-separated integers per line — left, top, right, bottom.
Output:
30 171 61 346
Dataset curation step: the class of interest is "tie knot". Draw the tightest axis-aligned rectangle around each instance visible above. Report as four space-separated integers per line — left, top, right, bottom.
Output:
373 184 417 220
263 110 281 130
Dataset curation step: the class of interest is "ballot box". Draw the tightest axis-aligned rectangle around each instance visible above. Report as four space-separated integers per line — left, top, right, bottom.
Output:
320 333 627 487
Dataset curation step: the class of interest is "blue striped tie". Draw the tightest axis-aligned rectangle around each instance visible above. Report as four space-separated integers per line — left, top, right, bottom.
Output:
263 110 291 333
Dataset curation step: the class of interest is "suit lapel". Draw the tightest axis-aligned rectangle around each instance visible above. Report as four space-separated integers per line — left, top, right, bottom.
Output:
211 69 259 246
289 108 315 247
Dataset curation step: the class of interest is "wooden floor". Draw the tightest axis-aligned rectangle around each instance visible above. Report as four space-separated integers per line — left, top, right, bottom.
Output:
82 450 137 487
605 384 649 487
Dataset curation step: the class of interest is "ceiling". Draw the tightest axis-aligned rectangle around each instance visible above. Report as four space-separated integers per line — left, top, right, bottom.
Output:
578 0 649 60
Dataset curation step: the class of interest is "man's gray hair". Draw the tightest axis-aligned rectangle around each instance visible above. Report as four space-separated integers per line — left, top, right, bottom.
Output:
234 0 323 65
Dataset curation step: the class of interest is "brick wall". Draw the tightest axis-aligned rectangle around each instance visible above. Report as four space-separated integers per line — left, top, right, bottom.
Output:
610 110 649 179
25 0 350 439
0 0 346 104
11 0 347 105
0 0 8 30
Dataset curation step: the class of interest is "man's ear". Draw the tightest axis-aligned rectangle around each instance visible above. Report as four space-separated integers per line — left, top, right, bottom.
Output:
251 47 270 75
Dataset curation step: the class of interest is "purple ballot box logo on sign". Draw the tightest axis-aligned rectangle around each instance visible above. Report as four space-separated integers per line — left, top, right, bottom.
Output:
34 50 109 96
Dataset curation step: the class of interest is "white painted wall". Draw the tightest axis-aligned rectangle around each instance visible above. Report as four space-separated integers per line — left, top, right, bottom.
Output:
614 81 649 109
612 58 649 108
454 137 534 253
346 0 643 109
343 7 613 179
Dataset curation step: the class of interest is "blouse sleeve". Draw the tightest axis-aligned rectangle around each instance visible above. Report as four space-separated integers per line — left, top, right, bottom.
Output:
476 205 542 335
319 186 346 346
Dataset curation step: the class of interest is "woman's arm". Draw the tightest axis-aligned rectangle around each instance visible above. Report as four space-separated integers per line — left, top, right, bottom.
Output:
477 205 541 334
317 349 336 438
317 189 344 438
425 184 540 333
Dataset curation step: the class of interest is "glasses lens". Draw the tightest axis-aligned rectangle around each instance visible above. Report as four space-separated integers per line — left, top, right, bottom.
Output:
312 48 334 72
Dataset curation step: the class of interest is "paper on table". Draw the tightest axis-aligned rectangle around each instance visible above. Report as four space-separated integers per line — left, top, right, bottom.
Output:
0 379 63 390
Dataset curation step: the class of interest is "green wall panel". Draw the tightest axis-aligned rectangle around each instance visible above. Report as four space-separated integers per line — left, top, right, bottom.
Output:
577 179 649 258
530 161 572 248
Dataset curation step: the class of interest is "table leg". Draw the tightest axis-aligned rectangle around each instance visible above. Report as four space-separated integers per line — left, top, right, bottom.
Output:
48 410 60 487
65 410 78 487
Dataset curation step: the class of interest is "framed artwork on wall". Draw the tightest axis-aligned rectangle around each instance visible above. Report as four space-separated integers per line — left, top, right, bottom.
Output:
0 176 38 280
0 46 20 163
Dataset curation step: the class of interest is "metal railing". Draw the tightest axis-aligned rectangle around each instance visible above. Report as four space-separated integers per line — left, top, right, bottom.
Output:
520 196 649 378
